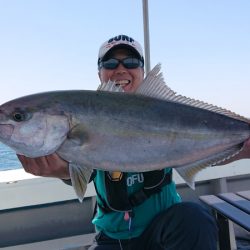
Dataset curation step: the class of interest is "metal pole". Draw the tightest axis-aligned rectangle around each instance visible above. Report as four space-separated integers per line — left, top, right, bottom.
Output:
142 0 151 75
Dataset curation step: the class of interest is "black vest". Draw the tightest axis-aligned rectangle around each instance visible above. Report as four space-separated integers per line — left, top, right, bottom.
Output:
94 169 172 213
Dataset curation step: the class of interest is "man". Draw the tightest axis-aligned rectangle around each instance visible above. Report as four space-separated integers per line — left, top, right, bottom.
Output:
18 34 250 250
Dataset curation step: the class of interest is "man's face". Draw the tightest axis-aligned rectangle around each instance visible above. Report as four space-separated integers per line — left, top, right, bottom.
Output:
98 48 144 93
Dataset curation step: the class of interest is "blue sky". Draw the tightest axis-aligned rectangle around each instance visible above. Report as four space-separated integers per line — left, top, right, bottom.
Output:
0 0 249 117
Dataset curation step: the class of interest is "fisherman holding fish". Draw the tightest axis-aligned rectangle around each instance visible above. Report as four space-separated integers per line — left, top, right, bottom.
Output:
15 35 250 250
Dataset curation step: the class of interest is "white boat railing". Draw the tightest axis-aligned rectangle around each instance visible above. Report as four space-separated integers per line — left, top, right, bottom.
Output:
0 160 249 210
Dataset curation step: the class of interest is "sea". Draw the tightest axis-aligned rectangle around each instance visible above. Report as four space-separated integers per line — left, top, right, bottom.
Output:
0 142 21 171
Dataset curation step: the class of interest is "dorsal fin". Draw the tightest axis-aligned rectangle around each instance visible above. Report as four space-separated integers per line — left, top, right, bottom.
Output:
136 64 250 124
97 80 124 92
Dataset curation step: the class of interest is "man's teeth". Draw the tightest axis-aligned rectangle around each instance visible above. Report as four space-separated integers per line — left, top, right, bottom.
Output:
115 80 130 86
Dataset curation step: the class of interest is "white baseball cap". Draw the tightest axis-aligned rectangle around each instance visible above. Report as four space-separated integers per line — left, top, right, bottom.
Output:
98 35 144 63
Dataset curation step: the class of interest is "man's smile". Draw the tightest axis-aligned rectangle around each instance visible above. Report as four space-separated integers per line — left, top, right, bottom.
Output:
114 79 131 87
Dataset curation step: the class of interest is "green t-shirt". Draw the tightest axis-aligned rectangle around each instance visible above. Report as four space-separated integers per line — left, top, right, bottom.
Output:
92 168 181 239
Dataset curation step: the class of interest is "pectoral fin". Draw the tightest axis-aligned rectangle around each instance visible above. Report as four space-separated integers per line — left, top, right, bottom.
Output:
69 163 93 202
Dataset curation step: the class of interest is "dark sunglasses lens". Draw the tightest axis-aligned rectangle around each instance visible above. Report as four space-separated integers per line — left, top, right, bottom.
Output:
102 59 119 69
123 58 141 69
100 58 142 69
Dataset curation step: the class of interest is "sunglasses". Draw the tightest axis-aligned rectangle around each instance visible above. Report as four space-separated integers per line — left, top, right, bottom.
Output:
99 57 144 70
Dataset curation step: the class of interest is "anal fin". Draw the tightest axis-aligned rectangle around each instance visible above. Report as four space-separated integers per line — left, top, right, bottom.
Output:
175 143 243 189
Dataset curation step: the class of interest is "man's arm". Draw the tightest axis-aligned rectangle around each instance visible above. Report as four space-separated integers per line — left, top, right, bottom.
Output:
17 153 70 180
17 154 96 186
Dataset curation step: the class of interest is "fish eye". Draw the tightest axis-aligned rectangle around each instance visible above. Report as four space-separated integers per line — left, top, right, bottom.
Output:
12 111 28 122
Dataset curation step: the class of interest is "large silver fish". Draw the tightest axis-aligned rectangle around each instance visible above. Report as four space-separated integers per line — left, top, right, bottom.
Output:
0 65 249 201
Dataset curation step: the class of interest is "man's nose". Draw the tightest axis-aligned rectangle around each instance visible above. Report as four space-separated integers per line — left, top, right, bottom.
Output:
115 63 127 73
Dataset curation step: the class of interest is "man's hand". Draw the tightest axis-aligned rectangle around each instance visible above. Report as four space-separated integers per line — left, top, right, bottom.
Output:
217 137 250 165
239 137 250 159
17 153 70 180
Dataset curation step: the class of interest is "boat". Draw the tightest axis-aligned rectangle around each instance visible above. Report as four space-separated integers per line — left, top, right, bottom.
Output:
0 160 249 249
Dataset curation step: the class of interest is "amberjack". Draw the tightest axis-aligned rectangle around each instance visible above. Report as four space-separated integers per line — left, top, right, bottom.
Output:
0 65 249 201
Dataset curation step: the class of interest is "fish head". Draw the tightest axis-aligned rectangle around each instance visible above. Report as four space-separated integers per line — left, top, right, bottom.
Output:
0 93 70 157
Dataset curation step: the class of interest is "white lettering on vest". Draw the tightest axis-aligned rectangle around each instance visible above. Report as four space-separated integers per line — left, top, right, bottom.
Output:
127 173 144 187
